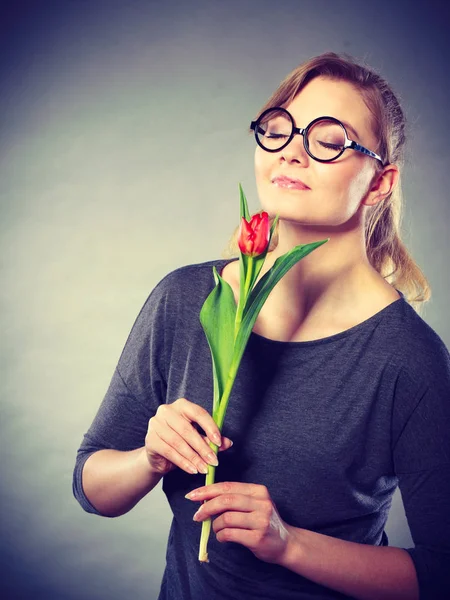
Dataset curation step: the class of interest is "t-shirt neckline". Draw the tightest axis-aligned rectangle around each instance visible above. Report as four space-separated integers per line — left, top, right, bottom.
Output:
214 257 406 347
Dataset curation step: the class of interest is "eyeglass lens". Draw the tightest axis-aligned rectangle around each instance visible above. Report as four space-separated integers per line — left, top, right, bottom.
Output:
256 109 346 160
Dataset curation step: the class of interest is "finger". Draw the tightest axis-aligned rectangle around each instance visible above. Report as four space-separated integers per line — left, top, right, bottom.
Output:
192 493 255 521
200 434 232 453
217 437 233 452
215 528 261 548
212 510 266 534
174 398 222 446
186 481 269 501
162 409 220 470
151 419 211 475
148 429 200 475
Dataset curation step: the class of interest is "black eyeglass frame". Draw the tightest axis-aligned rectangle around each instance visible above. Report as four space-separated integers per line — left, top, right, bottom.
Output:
250 107 385 166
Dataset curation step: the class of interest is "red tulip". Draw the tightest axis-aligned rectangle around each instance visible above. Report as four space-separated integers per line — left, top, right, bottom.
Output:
238 212 270 257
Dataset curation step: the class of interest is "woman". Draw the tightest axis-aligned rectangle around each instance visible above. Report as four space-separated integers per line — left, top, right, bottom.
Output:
73 52 450 599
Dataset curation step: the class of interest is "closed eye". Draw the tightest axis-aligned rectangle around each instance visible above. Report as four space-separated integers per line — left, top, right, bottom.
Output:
318 141 343 150
265 132 289 139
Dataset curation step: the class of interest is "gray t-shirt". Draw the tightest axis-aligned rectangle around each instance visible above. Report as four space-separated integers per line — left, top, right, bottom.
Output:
73 259 450 599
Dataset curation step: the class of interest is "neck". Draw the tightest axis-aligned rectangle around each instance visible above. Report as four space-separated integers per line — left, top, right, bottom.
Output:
257 216 380 317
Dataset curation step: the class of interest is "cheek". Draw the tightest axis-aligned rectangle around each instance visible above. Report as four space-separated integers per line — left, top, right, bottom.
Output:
321 161 372 202
254 148 274 202
345 162 374 204
254 147 269 181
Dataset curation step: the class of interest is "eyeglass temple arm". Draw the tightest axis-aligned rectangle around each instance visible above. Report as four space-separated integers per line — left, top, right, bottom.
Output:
349 141 384 164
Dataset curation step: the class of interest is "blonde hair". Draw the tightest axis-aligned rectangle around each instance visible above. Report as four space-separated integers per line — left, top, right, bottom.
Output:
226 52 430 311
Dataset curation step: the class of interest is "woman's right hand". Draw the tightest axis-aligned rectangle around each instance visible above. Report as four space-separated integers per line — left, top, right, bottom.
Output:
144 398 233 476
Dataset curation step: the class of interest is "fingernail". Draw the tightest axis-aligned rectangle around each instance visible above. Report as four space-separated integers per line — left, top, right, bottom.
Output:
212 433 221 445
185 490 199 500
207 453 219 467
228 439 233 447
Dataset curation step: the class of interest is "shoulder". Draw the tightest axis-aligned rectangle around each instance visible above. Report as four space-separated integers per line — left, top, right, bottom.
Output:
140 258 235 316
381 297 450 391
154 258 233 296
121 258 234 348
386 299 449 362
161 258 232 285
372 299 450 459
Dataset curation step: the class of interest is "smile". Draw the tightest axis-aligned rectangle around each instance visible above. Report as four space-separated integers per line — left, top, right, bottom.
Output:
272 176 310 191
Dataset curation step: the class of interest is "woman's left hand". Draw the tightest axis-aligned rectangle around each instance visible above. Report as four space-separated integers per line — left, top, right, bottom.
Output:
186 482 293 564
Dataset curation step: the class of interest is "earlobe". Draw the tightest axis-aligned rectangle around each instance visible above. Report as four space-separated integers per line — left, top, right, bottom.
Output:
362 164 399 207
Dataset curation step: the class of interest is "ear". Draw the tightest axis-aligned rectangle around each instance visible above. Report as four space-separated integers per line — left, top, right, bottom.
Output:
361 164 400 207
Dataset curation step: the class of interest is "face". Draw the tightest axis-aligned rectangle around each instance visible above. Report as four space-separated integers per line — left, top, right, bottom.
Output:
254 76 381 229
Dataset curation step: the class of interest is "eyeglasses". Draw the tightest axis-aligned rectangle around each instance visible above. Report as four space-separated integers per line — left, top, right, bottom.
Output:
250 107 384 165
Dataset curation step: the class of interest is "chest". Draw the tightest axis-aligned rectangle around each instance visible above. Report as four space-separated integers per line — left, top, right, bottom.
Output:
169 328 396 471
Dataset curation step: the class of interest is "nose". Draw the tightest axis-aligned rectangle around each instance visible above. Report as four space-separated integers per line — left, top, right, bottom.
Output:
279 132 309 164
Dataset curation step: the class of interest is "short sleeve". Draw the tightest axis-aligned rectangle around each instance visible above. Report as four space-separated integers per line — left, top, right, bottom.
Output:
72 273 175 515
393 340 450 599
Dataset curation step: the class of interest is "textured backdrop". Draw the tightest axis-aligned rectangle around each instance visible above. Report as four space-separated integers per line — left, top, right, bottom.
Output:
1 1 449 598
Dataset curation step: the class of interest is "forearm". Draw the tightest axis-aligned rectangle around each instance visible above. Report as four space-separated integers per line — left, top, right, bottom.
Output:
280 526 419 600
82 447 163 517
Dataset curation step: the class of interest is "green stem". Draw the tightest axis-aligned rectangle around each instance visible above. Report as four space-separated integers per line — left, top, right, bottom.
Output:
198 457 217 563
234 258 254 340
198 356 241 562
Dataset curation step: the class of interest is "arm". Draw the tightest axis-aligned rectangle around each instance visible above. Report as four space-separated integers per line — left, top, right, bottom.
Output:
73 276 170 515
81 447 163 518
73 267 231 518
282 341 449 600
280 525 419 600
81 398 233 518
280 336 450 600
188 481 419 599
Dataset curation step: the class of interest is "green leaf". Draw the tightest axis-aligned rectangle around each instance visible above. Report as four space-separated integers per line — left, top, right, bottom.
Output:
239 183 251 221
270 215 279 240
238 184 251 304
200 267 237 416
248 239 329 317
234 239 329 363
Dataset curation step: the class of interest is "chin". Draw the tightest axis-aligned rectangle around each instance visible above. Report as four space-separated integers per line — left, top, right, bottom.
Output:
259 196 308 223
258 189 288 217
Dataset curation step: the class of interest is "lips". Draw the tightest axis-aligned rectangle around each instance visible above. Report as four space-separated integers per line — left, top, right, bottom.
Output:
272 175 310 190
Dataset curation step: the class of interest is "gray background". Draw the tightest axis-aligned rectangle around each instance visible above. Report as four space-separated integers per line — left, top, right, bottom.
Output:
1 1 449 598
